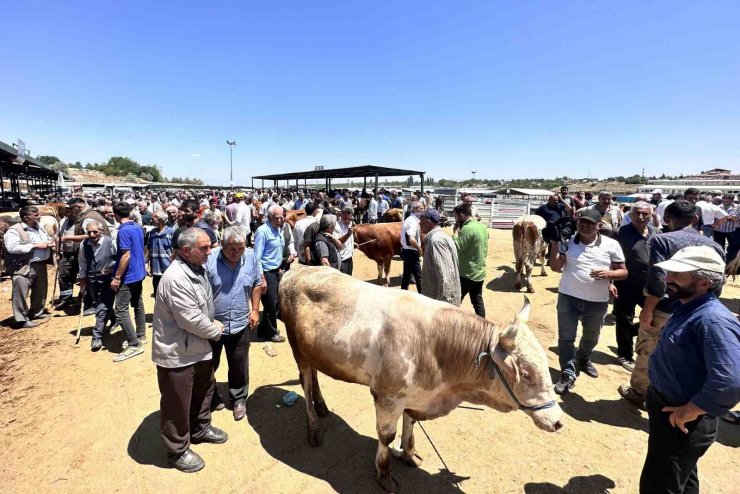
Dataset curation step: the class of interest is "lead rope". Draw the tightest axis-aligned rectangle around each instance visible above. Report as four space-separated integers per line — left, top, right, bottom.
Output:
418 421 463 491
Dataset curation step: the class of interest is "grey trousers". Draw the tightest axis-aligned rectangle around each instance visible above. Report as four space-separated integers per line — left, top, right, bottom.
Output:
115 281 146 346
12 262 48 323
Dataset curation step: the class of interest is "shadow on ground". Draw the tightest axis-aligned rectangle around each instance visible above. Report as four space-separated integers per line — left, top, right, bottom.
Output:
128 411 170 469
486 265 517 293
559 394 647 432
247 385 467 493
524 473 616 493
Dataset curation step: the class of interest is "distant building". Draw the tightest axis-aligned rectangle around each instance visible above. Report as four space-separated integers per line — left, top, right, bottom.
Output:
638 168 740 195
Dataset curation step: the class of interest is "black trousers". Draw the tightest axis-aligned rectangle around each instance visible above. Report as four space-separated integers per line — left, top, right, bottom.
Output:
58 253 79 301
257 270 280 339
613 281 644 360
400 249 422 292
340 257 353 276
156 360 215 457
210 329 250 403
460 276 485 317
640 387 718 494
152 274 162 295
712 230 732 252
86 275 115 339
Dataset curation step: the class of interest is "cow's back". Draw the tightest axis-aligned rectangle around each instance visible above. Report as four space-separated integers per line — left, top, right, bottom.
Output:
280 265 448 389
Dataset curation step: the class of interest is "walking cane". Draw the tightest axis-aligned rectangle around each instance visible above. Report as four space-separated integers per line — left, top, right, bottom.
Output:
75 284 87 346
48 256 60 308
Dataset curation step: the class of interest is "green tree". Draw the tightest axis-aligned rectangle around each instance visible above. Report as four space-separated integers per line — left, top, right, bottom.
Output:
36 155 61 166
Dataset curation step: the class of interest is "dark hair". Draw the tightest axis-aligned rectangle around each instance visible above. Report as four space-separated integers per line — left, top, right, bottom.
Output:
684 187 700 197
304 202 316 215
67 197 86 207
453 203 472 217
664 200 698 227
113 201 131 218
19 206 38 219
180 199 199 212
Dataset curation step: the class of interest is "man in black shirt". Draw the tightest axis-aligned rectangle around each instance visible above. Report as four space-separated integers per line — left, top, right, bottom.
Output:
536 195 573 248
614 202 659 371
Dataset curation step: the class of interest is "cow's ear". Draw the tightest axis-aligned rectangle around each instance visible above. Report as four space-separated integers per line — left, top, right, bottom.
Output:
493 344 519 383
498 324 518 351
514 295 531 323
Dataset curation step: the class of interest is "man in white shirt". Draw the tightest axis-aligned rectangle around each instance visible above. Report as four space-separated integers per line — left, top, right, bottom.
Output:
696 194 727 237
334 207 355 275
378 195 390 222
367 192 378 224
5 206 53 328
400 202 423 292
294 203 321 265
548 208 627 395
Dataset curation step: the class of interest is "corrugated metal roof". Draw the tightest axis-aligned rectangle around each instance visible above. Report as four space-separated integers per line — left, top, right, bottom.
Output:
253 165 424 181
495 187 554 196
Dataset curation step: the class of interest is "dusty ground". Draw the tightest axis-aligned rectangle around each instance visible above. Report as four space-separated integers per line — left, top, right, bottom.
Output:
1 228 738 494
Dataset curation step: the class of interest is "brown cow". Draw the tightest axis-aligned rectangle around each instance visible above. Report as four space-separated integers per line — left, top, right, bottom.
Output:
280 266 563 492
512 215 547 293
353 222 401 286
285 209 306 228
383 208 403 222
38 202 67 219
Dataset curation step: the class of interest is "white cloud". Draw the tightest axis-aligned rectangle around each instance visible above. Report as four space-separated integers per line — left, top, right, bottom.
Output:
191 153 201 158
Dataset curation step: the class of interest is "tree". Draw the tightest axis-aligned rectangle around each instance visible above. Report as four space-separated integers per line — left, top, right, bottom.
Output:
406 175 414 186
36 155 61 166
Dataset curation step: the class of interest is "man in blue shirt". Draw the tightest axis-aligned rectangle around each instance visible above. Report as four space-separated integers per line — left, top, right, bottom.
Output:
206 226 262 421
110 202 148 362
253 205 286 343
146 211 174 295
640 246 740 494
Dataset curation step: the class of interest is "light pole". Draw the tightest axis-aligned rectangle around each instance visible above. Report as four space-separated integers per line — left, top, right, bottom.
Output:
472 171 477 182
226 140 237 188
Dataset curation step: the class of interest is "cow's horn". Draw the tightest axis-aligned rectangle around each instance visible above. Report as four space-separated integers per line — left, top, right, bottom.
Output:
515 295 531 323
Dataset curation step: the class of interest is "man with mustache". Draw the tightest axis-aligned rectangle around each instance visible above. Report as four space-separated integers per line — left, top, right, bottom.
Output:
640 245 740 494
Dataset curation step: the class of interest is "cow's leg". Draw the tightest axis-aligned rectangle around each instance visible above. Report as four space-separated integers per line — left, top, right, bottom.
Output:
376 261 385 285
400 412 423 467
374 397 403 493
526 260 535 293
514 258 523 290
380 257 391 287
299 366 322 447
311 368 329 417
539 247 547 276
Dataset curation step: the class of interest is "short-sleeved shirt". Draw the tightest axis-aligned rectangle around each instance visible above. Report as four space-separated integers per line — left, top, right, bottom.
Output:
333 218 354 261
401 214 420 250
206 247 262 335
558 234 625 302
115 221 147 284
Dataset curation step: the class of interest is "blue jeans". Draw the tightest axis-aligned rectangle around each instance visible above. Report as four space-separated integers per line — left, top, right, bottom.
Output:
557 293 608 378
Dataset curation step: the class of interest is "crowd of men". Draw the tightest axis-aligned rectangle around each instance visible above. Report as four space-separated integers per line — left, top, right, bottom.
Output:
5 184 740 491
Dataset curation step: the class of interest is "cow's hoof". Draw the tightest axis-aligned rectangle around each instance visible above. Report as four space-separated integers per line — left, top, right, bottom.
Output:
514 282 522 290
315 401 329 418
527 286 535 293
377 473 399 493
402 452 423 468
541 271 548 277
307 428 323 447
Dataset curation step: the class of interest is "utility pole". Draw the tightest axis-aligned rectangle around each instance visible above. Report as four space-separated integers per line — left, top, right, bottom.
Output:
472 170 477 182
226 140 237 189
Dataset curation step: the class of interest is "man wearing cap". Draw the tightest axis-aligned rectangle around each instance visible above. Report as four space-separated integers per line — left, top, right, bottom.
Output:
549 208 627 395
420 209 460 305
579 190 623 238
639 246 740 494
619 200 725 409
334 206 355 275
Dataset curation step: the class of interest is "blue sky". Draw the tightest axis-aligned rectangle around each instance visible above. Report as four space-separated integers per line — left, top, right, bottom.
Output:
2 1 739 184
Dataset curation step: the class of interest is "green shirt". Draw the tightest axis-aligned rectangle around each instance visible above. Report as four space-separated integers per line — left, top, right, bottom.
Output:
453 219 489 281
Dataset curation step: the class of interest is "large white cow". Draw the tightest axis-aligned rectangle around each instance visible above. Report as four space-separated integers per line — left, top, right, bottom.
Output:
280 266 563 492
512 215 547 293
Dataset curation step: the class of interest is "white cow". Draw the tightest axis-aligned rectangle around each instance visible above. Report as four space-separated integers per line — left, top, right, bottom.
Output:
280 266 563 492
512 215 547 293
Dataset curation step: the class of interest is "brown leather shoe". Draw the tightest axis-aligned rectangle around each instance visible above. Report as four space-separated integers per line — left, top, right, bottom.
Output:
233 399 247 421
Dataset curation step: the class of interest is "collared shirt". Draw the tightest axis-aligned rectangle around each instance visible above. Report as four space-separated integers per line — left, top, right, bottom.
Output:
696 200 727 226
378 199 389 215
649 293 740 417
253 222 284 272
645 226 725 312
616 223 658 288
225 202 239 223
400 214 420 250
715 204 738 233
453 218 489 282
206 247 262 335
4 222 51 263
234 202 251 228
294 216 318 264
147 226 174 276
368 199 378 220
78 237 117 278
114 221 147 284
558 233 625 302
334 218 354 261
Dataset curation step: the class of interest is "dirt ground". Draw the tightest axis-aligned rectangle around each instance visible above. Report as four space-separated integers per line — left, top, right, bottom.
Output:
1 228 738 494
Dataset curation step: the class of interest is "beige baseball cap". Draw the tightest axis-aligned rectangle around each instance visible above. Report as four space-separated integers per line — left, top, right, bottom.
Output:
654 245 725 273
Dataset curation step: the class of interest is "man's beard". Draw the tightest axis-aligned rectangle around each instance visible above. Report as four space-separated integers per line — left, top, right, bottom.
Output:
666 282 698 300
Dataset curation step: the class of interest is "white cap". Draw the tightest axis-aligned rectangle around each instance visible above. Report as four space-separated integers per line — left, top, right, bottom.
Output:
651 189 663 194
654 245 725 273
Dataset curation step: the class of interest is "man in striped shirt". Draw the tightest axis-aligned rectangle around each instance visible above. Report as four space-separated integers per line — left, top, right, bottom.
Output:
713 193 739 261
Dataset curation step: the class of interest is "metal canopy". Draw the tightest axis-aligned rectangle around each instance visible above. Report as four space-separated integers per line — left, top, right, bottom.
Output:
252 165 424 181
